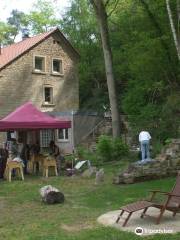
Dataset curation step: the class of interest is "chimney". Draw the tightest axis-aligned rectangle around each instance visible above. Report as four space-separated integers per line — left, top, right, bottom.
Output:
22 28 30 40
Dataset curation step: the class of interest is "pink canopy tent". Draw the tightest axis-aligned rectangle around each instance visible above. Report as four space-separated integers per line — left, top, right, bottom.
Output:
0 102 71 131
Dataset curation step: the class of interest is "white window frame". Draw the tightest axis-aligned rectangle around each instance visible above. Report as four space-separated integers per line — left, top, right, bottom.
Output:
52 58 63 75
57 128 69 142
40 130 54 148
43 85 53 105
33 55 46 73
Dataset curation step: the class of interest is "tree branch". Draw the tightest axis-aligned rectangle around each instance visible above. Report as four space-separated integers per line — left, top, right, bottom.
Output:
90 0 98 15
107 0 119 18
104 0 110 8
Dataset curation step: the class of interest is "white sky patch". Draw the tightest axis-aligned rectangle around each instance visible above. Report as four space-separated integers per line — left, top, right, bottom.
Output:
0 0 71 21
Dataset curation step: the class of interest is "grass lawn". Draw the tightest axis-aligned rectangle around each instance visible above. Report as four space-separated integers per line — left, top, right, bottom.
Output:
0 162 179 240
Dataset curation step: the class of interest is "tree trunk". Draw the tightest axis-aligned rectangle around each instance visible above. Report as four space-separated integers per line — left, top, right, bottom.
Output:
166 0 180 60
90 0 121 138
177 0 180 51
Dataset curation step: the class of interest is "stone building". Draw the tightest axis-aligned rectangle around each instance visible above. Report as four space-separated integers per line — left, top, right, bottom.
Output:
0 27 79 115
0 28 80 153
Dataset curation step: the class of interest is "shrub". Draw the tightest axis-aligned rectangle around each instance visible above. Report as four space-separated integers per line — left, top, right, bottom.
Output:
75 145 98 165
112 138 129 160
96 135 129 162
76 145 86 159
96 135 113 162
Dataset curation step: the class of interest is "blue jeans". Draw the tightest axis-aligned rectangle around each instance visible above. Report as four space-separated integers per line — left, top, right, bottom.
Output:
140 140 150 161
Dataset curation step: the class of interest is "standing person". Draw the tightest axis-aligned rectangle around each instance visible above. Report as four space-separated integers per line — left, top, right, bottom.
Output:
20 143 30 174
139 130 151 162
0 143 8 178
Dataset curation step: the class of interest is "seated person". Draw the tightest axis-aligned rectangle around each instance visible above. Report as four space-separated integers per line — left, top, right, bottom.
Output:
8 139 24 170
49 141 64 175
49 140 59 157
9 138 19 159
29 141 40 155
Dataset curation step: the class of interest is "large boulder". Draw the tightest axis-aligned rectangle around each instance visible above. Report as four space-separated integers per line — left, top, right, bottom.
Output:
113 139 180 184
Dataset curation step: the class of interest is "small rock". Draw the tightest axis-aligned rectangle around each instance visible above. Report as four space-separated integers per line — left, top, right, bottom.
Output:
82 167 97 178
95 168 104 184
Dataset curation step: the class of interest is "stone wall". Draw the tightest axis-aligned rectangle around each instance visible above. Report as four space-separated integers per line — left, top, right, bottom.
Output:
0 33 79 118
113 139 180 184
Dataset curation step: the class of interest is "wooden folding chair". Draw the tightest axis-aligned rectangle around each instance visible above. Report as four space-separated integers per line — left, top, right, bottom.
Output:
42 157 58 178
4 161 24 182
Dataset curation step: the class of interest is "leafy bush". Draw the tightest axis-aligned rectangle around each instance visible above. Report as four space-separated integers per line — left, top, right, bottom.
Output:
96 135 113 162
75 145 98 165
151 139 163 158
112 138 129 160
96 135 129 162
76 145 86 159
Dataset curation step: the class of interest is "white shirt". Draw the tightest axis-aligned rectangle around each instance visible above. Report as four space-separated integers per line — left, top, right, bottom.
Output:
139 131 151 142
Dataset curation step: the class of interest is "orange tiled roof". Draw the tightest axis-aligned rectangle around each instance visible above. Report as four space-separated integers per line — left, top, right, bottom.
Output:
0 28 79 70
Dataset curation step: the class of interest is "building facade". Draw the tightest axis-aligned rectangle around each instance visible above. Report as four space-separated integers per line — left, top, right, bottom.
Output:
0 28 79 117
0 28 80 153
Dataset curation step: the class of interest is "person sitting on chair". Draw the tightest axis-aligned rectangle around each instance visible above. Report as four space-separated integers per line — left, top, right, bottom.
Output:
49 140 64 175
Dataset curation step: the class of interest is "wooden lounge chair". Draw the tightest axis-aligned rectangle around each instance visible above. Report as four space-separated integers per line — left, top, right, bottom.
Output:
116 173 180 226
141 172 180 224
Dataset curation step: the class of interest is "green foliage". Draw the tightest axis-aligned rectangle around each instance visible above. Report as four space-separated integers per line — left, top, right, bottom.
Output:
110 0 179 142
96 135 113 162
28 0 60 34
0 21 16 45
113 138 129 160
151 139 163 158
76 145 98 165
164 138 172 145
96 135 129 162
7 10 28 39
0 1 60 43
61 0 179 142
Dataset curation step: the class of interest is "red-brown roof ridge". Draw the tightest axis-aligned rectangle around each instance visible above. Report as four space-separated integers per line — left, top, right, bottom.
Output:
0 27 79 70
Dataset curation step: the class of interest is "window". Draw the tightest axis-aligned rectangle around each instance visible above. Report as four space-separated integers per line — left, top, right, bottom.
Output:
57 128 69 141
52 58 63 74
34 56 45 72
44 87 53 104
40 130 54 148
